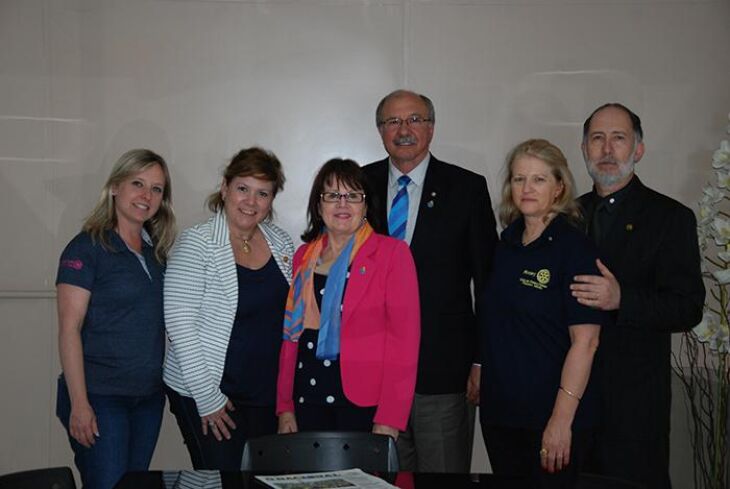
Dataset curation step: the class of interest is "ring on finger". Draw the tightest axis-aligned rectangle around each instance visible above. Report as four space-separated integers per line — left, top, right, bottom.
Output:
539 448 548 456
209 420 216 427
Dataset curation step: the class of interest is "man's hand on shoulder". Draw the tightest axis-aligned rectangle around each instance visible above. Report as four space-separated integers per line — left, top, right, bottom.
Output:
570 259 621 311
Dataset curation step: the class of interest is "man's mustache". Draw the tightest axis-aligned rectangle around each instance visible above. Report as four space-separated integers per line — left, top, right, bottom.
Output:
394 136 417 146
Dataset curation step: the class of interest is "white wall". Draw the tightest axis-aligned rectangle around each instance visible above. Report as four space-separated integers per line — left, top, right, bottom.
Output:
1 0 728 484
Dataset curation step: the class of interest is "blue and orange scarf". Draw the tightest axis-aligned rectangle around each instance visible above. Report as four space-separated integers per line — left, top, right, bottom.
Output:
283 222 373 360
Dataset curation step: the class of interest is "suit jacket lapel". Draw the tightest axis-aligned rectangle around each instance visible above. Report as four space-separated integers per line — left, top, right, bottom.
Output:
410 157 443 254
341 235 378 326
369 159 390 235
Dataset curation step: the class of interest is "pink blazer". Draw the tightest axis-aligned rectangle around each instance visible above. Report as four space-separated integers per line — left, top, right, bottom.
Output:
276 233 420 431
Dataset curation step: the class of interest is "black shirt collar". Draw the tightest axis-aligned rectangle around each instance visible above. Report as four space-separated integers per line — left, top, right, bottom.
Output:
593 175 638 214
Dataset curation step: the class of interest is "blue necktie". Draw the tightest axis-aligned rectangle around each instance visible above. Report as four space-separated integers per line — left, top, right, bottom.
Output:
388 175 411 240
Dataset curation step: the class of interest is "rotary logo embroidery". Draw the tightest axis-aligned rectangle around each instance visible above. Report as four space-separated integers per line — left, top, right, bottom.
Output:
520 268 550 290
536 269 551 285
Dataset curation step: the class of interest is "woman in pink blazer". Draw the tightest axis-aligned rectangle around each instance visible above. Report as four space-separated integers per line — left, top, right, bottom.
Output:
277 158 420 439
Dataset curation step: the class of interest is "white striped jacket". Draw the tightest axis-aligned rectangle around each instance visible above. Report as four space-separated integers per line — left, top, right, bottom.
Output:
163 211 294 415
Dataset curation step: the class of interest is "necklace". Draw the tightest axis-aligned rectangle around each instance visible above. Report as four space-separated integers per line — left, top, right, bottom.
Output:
238 232 255 254
241 237 252 254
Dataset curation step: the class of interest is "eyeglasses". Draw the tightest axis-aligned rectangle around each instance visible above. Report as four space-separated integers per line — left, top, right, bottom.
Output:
378 115 433 130
320 191 366 203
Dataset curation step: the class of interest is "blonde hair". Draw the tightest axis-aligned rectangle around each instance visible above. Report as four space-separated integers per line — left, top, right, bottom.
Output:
498 139 582 227
82 149 176 263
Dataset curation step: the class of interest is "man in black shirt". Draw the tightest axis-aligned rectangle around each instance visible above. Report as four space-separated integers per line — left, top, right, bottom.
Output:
570 103 705 489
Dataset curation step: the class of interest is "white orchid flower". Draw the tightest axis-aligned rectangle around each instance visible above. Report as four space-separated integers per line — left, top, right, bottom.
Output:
692 116 730 355
693 312 719 342
703 185 724 203
693 313 729 353
713 140 730 169
698 201 716 225
712 268 730 284
711 216 730 245
706 323 729 353
717 169 730 189
718 250 730 262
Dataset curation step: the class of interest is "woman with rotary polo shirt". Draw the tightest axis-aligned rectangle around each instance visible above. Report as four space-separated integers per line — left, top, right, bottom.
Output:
479 139 607 489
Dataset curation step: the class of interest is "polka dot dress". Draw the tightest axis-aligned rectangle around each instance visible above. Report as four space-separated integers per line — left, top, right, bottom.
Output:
293 272 349 407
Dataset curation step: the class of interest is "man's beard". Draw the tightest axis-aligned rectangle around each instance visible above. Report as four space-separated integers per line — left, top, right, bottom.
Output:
584 150 636 189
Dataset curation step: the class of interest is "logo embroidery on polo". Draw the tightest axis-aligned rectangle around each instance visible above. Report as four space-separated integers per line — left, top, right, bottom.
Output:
536 269 551 285
61 259 84 270
519 268 550 290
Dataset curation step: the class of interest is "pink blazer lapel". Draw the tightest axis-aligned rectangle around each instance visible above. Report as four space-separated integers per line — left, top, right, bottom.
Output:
341 234 378 326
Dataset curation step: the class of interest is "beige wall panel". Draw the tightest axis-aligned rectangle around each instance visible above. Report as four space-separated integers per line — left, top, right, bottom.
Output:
406 2 730 209
37 1 407 241
0 1 48 118
0 299 56 473
0 161 62 291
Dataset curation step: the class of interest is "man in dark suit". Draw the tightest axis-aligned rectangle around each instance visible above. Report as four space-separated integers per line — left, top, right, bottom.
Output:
363 89 498 472
570 103 705 489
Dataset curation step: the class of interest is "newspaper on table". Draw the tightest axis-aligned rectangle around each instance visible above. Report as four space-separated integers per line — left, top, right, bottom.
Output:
254 468 397 489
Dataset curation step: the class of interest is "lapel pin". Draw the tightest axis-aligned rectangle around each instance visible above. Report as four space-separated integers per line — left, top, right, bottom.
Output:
360 266 366 275
426 191 437 208
626 224 634 231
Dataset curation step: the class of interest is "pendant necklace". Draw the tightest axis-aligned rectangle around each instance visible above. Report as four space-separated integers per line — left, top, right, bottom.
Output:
239 232 254 254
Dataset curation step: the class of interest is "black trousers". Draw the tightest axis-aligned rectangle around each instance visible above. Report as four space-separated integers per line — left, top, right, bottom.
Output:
587 435 670 489
482 424 593 489
165 386 277 470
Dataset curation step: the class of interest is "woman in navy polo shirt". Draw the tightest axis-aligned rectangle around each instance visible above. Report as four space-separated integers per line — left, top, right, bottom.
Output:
56 149 176 489
163 147 294 470
479 139 605 488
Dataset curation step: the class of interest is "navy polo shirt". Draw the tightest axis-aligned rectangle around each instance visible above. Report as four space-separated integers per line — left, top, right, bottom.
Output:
56 230 165 397
479 215 606 430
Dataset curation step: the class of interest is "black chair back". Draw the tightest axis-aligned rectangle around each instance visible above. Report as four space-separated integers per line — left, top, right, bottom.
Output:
241 431 399 472
0 467 76 489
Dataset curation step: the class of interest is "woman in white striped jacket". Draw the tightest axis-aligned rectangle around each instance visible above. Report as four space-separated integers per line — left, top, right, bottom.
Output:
163 147 294 469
